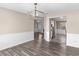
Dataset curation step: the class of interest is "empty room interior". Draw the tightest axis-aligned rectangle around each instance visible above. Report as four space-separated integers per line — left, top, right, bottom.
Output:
0 3 78 56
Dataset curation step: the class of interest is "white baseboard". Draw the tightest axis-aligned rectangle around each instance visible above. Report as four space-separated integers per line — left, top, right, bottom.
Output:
0 32 34 50
1 32 78 50
67 33 79 48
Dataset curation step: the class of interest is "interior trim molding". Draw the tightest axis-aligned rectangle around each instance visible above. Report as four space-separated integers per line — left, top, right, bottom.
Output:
67 33 79 48
0 32 34 50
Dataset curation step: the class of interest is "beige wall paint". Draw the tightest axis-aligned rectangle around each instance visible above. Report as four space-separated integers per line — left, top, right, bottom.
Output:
48 11 79 34
0 7 34 34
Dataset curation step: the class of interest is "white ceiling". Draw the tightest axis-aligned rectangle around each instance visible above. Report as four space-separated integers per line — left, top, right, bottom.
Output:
0 3 79 14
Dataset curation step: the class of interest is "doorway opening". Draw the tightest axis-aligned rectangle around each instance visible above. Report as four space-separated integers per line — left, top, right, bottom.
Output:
49 17 67 44
34 16 44 40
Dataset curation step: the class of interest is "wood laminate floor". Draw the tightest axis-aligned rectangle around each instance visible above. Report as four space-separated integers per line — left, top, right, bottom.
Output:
0 39 66 56
67 46 79 56
0 38 78 56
